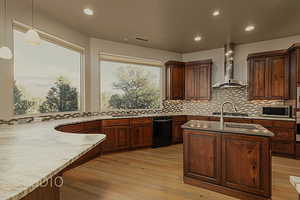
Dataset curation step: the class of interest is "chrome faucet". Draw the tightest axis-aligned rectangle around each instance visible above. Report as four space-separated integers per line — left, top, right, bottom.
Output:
220 101 237 129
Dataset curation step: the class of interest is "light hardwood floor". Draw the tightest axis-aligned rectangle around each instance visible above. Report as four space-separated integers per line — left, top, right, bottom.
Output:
61 144 300 200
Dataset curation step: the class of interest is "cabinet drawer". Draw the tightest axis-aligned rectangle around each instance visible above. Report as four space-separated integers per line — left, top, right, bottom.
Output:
269 128 295 141
131 117 152 125
172 116 187 122
187 116 210 121
102 119 130 127
252 119 273 128
272 141 295 155
272 120 295 129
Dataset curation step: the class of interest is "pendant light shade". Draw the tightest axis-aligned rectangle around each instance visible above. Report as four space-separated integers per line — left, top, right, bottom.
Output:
0 0 13 60
25 29 41 46
25 0 41 46
0 46 13 60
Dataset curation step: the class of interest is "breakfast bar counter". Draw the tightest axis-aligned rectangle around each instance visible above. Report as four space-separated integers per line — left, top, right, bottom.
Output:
0 119 106 200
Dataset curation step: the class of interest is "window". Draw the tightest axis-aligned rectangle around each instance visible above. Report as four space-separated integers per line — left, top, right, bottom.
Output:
100 55 162 111
13 26 83 116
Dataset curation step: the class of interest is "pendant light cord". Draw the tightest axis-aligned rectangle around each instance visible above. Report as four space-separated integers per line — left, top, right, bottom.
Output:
32 0 34 28
2 0 7 45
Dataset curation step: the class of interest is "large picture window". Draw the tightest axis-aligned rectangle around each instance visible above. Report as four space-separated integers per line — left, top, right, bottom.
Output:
100 55 162 111
13 27 83 115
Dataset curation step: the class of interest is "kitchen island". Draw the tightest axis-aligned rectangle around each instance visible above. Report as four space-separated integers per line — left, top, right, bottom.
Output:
182 120 274 200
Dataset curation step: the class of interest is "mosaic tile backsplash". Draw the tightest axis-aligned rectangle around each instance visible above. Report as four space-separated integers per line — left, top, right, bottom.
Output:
180 87 286 116
0 87 291 125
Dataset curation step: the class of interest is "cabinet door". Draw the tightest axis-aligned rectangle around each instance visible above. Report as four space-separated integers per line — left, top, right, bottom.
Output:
165 61 185 100
248 58 268 100
131 125 152 148
267 55 289 99
171 65 185 100
194 64 211 100
183 130 222 184
172 121 185 143
222 134 271 197
102 126 130 152
185 65 195 99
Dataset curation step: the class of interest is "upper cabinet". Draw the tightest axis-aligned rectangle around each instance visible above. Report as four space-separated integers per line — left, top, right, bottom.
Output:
185 60 212 100
165 61 185 100
248 50 289 100
288 43 300 100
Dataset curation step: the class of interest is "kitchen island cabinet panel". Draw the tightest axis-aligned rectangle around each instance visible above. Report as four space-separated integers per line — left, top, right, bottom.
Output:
222 134 271 197
184 130 221 184
182 120 272 200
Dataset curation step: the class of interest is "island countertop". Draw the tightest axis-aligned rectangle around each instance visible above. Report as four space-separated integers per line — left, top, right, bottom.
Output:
0 119 106 200
182 120 274 137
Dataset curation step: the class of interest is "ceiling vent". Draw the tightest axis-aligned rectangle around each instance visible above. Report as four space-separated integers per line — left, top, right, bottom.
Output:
135 37 148 42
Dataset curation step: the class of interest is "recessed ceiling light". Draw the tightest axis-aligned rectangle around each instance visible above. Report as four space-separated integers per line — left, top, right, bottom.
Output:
245 25 255 32
212 10 220 16
194 36 202 42
83 8 94 16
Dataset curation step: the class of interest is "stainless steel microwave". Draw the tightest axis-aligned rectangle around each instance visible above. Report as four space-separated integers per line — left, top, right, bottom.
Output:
261 106 292 118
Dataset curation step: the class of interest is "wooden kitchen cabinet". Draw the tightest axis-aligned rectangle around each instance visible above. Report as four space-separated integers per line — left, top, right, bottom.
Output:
252 119 296 155
165 61 185 100
288 43 300 99
185 60 212 100
131 118 153 148
101 119 131 153
183 127 272 200
222 133 271 197
248 50 289 100
184 130 222 184
172 116 187 143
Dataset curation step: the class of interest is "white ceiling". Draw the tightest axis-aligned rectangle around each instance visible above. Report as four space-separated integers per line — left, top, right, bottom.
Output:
29 0 300 53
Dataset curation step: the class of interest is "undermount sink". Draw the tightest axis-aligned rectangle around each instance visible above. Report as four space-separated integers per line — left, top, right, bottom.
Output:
225 124 257 130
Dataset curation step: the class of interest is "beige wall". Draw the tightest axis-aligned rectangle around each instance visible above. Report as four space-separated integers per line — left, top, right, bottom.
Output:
89 38 182 112
183 35 300 84
0 0 90 118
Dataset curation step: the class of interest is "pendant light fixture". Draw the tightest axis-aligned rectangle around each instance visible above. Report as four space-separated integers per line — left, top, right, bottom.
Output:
25 0 41 45
0 0 13 60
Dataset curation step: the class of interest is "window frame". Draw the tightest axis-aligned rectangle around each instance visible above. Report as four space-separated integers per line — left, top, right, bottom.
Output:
99 53 164 112
12 21 86 117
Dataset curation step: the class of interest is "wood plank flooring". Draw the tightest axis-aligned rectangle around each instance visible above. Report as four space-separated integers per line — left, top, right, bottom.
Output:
61 144 300 200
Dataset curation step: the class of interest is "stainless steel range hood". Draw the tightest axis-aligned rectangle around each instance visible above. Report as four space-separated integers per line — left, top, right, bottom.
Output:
213 43 246 88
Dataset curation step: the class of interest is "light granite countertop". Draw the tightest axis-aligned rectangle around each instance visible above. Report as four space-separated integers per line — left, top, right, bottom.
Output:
290 176 300 194
0 119 106 200
182 120 274 137
0 112 294 200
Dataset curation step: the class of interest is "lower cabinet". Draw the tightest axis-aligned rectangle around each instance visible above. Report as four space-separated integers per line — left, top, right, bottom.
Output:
184 130 271 199
131 124 153 148
184 130 222 184
102 125 131 152
172 116 187 143
222 134 271 197
101 118 153 153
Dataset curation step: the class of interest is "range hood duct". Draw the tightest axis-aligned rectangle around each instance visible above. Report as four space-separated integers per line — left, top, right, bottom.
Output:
213 43 246 88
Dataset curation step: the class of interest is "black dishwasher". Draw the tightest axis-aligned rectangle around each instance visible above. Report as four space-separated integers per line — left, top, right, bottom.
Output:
152 116 172 148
